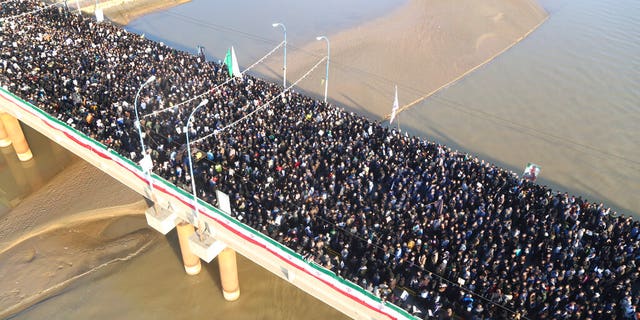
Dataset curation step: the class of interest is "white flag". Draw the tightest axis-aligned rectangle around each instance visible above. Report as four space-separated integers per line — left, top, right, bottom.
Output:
95 8 104 22
389 85 399 124
230 47 241 78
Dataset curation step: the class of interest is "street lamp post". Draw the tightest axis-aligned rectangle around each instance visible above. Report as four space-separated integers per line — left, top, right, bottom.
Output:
186 99 210 223
272 22 287 88
316 35 330 104
134 75 156 191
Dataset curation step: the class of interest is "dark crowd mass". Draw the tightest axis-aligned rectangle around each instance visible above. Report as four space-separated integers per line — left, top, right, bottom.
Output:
1 2 639 319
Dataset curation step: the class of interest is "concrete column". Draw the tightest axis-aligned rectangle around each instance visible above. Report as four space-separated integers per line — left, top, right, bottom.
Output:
0 113 33 161
22 158 44 191
1 145 28 193
218 247 240 301
0 115 11 147
176 221 202 275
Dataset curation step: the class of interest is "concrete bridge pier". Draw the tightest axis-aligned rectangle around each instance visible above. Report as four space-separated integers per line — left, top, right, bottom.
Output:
218 247 240 301
21 157 44 192
1 144 28 193
0 113 33 161
176 221 202 275
0 114 11 147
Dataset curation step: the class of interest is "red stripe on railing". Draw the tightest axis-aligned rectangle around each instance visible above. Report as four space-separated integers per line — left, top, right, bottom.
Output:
0 92 399 320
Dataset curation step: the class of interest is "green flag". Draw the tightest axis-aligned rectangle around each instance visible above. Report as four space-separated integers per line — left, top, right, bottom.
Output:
223 46 242 78
224 48 232 77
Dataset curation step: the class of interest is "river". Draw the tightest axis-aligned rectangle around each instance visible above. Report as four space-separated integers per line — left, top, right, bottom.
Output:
400 0 640 216
3 0 639 318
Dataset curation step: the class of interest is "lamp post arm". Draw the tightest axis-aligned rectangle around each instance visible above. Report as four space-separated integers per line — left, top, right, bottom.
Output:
185 99 209 222
326 38 330 103
316 36 330 103
273 23 287 88
134 85 145 155
134 75 156 162
284 28 287 88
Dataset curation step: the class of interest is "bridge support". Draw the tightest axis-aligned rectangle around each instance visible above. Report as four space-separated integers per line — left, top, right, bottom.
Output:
176 221 202 275
0 113 33 161
145 204 177 235
1 144 28 193
218 247 240 301
0 115 11 147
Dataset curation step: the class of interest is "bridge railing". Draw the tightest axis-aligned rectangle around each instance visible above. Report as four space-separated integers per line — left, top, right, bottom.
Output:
0 86 417 320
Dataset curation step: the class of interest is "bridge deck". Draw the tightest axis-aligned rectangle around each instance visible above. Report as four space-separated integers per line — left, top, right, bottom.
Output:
0 88 415 320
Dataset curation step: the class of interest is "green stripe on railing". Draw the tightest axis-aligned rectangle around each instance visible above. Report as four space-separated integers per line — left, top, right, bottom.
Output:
386 301 415 318
0 86 417 320
1 87 113 154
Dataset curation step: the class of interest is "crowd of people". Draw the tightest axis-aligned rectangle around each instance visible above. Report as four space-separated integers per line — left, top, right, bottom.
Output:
1 2 639 319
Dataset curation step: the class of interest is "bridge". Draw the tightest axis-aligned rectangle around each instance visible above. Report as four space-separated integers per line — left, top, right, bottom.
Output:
0 3 419 318
0 77 414 320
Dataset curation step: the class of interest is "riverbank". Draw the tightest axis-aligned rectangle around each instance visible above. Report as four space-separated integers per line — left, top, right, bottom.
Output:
105 0 190 26
70 0 191 26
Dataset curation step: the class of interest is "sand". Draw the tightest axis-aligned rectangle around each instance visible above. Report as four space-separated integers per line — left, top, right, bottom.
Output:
0 160 157 318
0 214 157 318
72 0 191 26
256 0 548 120
0 159 142 248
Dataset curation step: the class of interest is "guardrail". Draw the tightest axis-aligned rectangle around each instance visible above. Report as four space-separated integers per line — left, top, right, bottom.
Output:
0 86 417 320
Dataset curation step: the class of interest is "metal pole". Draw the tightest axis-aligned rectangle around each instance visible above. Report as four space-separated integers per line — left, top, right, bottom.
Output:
186 99 210 223
272 23 287 88
134 75 156 190
316 36 330 103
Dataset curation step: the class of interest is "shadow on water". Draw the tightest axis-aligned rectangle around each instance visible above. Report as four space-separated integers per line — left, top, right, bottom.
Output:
0 146 26 213
0 124 76 214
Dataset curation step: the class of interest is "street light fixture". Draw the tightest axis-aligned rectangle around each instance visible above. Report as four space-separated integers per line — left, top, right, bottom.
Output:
134 75 156 191
316 35 330 103
186 98 210 223
272 22 287 88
